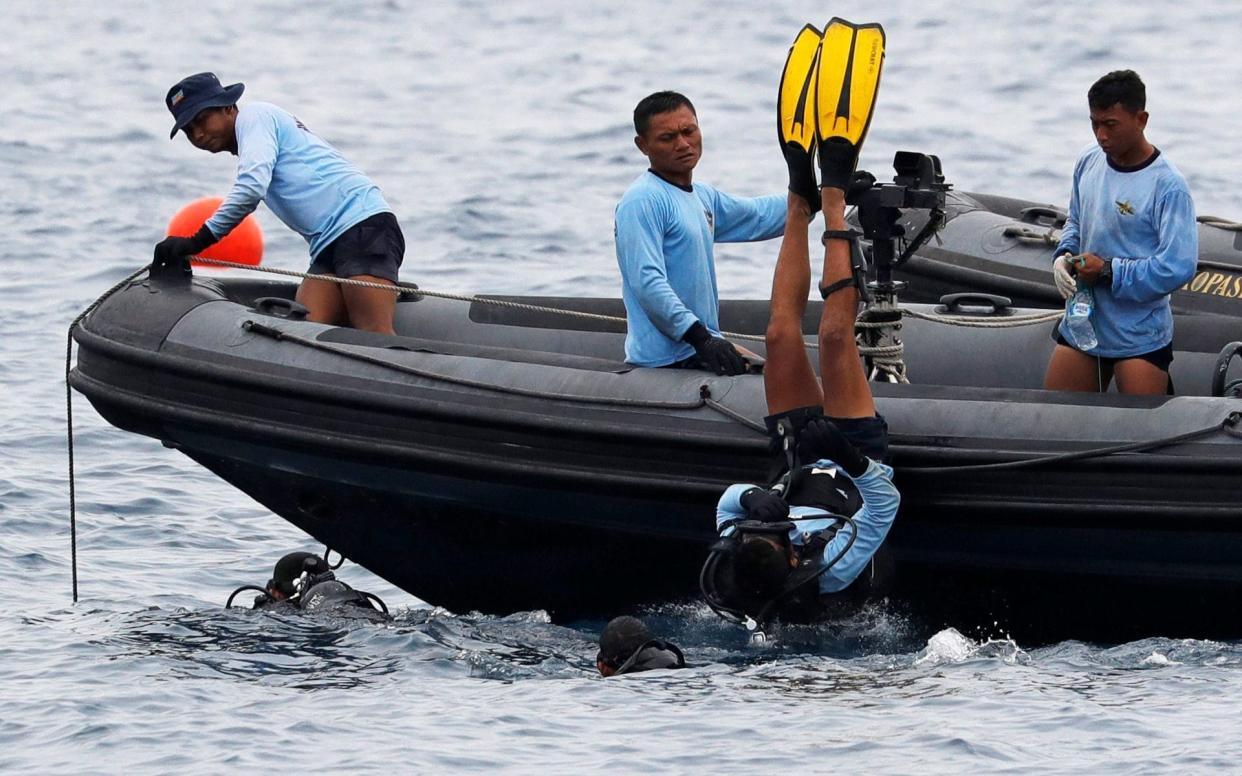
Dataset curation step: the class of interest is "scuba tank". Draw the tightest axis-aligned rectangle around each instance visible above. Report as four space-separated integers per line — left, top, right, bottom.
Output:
226 551 390 620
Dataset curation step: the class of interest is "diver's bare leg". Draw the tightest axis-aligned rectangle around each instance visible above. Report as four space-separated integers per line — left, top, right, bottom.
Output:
818 187 876 419
764 194 824 414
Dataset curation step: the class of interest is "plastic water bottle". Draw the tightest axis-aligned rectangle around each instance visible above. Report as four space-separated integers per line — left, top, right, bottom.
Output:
1065 286 1098 351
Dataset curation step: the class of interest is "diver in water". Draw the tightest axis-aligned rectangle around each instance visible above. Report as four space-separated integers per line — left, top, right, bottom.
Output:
227 551 390 621
700 21 900 632
596 616 686 677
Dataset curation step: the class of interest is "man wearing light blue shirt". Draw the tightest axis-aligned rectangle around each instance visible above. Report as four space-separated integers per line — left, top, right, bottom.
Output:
156 73 404 334
615 91 785 374
1045 70 1197 394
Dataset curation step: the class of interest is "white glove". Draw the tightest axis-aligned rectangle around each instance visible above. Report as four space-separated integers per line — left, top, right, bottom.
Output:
1052 254 1077 299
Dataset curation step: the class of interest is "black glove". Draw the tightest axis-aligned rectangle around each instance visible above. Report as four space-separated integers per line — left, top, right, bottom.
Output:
797 417 869 477
845 170 877 205
739 487 789 523
682 321 747 376
154 224 217 263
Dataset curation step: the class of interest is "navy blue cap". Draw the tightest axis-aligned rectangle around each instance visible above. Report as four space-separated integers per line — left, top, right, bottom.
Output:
165 72 245 138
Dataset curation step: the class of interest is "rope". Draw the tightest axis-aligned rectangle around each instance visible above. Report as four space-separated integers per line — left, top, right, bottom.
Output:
702 395 767 433
1002 225 1061 246
242 321 704 409
193 256 776 344
190 256 1062 349
66 265 150 603
902 412 1241 474
244 320 773 432
901 307 1064 328
1198 215 1242 232
243 321 773 433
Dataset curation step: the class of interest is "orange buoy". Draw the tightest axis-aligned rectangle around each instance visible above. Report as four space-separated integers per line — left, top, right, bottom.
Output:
166 197 264 268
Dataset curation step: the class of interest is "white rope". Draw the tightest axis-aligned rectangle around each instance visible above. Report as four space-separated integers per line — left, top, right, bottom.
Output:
187 256 1064 345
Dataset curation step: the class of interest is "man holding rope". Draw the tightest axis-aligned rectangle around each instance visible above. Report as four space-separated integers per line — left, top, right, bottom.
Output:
156 72 403 334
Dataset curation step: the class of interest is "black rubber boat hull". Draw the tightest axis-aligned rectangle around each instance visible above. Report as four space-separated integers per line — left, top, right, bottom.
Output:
864 190 1242 316
70 272 1242 641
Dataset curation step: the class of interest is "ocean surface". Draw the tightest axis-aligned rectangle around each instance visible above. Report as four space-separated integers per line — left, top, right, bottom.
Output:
5 0 1242 772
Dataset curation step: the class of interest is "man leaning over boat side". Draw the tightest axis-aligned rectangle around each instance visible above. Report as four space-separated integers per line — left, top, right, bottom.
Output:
155 72 405 335
1044 70 1197 395
614 91 786 376
703 70 899 626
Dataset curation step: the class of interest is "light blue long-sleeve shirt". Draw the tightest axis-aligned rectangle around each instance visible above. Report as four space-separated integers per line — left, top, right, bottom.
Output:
715 458 899 595
205 102 391 261
1054 145 1197 357
614 171 785 367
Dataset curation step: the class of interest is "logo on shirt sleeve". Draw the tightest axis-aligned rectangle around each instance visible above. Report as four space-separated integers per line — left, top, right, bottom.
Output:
1115 200 1136 216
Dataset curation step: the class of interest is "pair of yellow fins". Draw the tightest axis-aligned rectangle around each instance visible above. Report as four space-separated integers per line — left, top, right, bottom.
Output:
779 19 885 196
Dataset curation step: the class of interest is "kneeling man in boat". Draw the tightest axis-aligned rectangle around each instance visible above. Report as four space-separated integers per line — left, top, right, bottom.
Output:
614 91 786 376
701 22 899 630
156 72 405 334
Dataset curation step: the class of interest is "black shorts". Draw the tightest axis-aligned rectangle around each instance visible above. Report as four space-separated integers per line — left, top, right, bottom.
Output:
308 212 404 283
764 405 890 464
829 413 890 464
1052 331 1174 372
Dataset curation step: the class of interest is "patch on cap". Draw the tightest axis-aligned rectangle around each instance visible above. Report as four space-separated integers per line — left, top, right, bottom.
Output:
170 89 185 107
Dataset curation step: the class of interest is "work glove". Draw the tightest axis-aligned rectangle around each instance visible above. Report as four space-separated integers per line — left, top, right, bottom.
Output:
739 487 790 523
682 321 747 376
845 169 877 205
797 417 869 477
1052 253 1077 300
154 224 217 264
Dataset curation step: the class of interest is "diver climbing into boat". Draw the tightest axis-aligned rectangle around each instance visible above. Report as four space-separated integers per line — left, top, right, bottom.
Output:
227 550 390 621
595 616 686 677
701 19 900 633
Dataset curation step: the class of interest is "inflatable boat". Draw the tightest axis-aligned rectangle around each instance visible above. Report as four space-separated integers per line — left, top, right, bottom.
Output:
872 189 1242 316
69 262 1242 641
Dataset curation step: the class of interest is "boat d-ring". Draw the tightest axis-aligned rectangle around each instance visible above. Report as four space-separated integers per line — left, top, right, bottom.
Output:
1211 341 1242 398
253 297 310 321
935 292 1013 316
1018 205 1068 229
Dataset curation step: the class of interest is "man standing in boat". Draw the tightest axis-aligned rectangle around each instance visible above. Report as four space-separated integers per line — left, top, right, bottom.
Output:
702 22 899 628
1045 70 1197 394
614 91 786 375
155 73 404 335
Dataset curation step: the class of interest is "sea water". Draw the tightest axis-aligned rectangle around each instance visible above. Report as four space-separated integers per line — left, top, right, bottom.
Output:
5 0 1242 772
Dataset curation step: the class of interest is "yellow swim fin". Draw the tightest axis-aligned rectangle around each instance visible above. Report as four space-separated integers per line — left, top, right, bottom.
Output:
816 18 885 189
778 24 822 155
778 24 823 213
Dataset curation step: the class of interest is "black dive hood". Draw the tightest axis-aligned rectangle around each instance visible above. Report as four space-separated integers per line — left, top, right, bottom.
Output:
699 514 858 630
